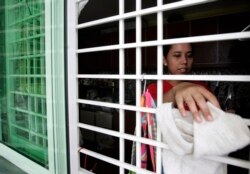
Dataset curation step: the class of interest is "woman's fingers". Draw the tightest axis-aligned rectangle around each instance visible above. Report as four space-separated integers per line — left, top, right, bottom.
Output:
175 93 187 117
192 92 213 122
199 87 220 109
176 91 203 123
173 82 220 122
185 95 203 123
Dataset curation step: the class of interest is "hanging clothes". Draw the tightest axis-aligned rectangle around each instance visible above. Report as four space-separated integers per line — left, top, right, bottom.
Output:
129 90 157 173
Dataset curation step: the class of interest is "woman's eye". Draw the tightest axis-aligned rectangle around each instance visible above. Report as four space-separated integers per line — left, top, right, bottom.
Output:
187 53 193 58
173 54 181 57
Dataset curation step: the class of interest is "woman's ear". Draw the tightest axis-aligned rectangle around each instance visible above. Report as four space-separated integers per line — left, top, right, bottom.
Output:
163 58 167 66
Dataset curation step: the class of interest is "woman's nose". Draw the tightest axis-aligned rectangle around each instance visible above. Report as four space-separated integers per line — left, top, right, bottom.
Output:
181 55 188 64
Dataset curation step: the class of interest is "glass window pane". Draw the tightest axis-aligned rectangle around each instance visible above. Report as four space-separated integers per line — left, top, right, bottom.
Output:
0 0 48 167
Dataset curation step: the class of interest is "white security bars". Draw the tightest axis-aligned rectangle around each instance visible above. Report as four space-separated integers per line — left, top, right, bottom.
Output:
67 0 250 174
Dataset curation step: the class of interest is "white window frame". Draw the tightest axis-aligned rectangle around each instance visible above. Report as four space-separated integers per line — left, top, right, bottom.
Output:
67 0 250 173
0 0 67 173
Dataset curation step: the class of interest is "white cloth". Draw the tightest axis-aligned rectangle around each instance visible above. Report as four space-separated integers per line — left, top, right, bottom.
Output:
156 102 250 174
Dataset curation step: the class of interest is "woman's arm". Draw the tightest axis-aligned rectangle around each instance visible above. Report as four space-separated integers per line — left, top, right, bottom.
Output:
163 82 220 123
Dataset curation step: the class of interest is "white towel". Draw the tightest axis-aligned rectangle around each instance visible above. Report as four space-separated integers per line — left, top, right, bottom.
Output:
156 102 250 174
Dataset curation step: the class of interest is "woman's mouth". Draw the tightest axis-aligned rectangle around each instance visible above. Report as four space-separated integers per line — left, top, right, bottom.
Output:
178 68 188 73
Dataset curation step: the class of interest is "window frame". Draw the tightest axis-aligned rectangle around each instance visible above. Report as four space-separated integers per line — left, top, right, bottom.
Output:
0 0 67 173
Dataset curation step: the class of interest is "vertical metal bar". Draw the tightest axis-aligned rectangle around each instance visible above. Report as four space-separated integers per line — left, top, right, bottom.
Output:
40 9 45 97
135 0 142 171
119 0 125 173
5 0 14 150
27 36 32 143
45 0 56 171
157 0 163 173
31 4 37 147
40 8 45 74
42 117 45 147
67 0 79 173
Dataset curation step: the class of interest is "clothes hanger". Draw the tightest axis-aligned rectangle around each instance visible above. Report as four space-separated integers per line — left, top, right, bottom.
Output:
239 23 250 41
142 73 147 94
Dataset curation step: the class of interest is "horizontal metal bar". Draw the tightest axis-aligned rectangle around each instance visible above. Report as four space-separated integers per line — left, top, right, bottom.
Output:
78 99 250 126
78 99 156 113
79 123 250 169
77 74 250 82
79 148 156 174
77 0 215 29
77 32 250 53
9 74 46 78
78 123 168 149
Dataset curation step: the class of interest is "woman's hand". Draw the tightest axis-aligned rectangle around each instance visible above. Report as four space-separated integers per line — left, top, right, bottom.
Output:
164 82 220 122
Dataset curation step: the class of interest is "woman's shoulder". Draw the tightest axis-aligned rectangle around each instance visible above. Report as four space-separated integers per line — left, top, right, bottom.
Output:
147 80 172 88
147 81 157 90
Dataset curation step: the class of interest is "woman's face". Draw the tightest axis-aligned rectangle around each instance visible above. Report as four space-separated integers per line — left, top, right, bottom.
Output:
164 43 194 75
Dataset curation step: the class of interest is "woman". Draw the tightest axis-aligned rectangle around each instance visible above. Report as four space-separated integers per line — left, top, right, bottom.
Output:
147 43 220 122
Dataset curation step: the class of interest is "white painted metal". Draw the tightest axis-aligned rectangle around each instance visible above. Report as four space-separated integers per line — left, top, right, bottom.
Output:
0 144 49 174
119 0 125 173
78 123 169 149
67 0 80 174
77 32 250 53
79 148 156 174
135 0 142 172
68 0 250 173
78 123 250 170
77 74 250 82
0 0 67 173
156 0 163 172
77 0 215 29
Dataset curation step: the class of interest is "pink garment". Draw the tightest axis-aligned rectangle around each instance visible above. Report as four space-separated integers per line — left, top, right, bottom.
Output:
141 90 157 171
129 90 157 174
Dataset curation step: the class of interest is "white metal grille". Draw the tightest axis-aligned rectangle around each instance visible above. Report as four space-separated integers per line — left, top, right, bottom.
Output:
67 0 250 173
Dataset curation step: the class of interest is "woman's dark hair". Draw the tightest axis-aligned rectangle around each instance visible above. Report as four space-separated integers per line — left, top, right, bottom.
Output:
163 35 194 57
163 45 172 57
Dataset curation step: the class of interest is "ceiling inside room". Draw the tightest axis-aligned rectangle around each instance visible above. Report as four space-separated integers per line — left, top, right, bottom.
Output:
78 0 250 25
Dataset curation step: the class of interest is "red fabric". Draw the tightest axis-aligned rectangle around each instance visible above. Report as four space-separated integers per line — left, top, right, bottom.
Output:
147 80 209 110
147 80 209 100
